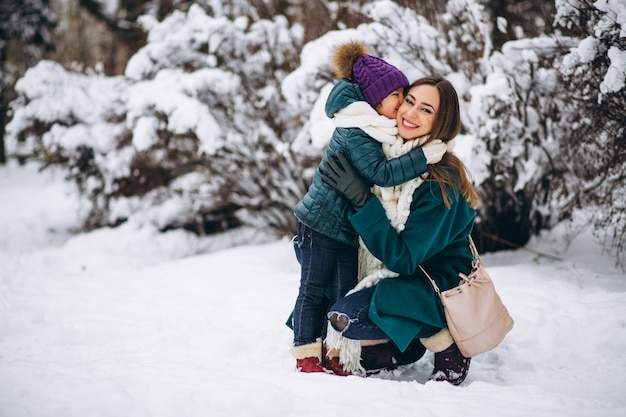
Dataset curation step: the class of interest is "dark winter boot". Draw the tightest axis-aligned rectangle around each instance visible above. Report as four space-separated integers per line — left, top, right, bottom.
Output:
360 342 397 375
292 339 325 373
391 338 427 367
429 343 471 386
420 328 470 385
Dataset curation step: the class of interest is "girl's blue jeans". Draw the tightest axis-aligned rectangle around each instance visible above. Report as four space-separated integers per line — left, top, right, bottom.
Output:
292 222 358 346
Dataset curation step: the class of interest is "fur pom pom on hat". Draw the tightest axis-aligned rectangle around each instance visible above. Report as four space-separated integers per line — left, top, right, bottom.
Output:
332 41 409 108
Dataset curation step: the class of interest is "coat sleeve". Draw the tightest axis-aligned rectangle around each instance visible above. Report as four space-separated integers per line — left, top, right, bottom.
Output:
348 181 473 276
340 130 429 187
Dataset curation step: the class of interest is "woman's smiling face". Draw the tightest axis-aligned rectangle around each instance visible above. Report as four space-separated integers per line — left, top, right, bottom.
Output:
396 84 440 140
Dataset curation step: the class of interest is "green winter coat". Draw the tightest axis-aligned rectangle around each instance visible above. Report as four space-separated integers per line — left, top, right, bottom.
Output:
294 79 430 246
349 173 477 351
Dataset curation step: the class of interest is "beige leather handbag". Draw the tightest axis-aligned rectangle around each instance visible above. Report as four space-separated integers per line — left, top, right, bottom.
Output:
420 237 514 357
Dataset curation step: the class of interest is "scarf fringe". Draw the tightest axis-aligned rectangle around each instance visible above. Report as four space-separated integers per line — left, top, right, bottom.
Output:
324 324 365 374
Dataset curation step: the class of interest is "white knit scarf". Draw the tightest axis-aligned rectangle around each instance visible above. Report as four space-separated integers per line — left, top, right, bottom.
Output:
333 101 398 144
325 134 432 374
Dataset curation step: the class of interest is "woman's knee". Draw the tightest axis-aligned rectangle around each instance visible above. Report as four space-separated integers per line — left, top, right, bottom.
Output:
328 312 349 332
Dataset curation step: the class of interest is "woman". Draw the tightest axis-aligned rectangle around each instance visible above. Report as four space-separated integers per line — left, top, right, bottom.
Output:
321 75 479 385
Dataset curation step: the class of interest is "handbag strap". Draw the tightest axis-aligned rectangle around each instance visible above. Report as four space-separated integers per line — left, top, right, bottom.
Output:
419 265 440 294
468 236 480 259
420 235 480 295
468 235 482 270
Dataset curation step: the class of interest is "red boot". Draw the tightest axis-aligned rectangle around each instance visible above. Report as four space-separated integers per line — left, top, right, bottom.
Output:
296 356 325 373
322 345 354 376
322 355 353 376
292 340 325 373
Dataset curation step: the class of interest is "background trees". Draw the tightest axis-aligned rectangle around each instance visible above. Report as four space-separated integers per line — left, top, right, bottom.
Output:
0 0 57 164
2 0 625 266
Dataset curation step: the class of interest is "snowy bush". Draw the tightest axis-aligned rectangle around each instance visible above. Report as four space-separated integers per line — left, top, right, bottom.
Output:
6 60 128 227
464 37 577 250
554 0 626 265
7 5 306 236
4 0 625 266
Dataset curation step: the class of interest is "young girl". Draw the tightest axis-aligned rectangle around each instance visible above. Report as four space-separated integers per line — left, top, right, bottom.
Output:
290 42 447 374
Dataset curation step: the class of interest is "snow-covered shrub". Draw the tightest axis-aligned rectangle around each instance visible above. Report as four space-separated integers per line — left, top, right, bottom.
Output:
441 0 492 77
463 37 578 250
0 0 58 163
362 1 453 78
555 0 626 266
6 60 130 227
463 0 625 265
7 5 306 235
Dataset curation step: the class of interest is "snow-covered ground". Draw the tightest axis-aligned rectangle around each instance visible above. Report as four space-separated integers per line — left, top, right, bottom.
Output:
1 161 625 417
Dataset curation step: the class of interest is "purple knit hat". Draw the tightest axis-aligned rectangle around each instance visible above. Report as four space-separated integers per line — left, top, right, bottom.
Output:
352 55 409 108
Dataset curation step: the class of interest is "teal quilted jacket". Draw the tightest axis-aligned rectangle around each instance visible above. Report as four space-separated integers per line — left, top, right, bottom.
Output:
294 79 430 246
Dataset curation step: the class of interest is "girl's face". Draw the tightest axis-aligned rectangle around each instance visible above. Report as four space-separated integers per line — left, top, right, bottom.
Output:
396 84 439 140
375 87 405 119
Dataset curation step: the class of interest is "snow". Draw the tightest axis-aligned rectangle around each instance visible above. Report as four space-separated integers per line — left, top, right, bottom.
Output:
1 162 625 417
594 0 626 37
125 68 227 154
308 83 335 150
601 46 626 94
7 61 125 154
558 0 626 96
573 36 600 64
2 0 626 414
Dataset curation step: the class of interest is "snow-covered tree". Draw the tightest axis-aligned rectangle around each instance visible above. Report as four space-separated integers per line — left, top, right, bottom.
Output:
7 5 306 236
464 37 577 250
4 0 625 266
554 0 626 265
461 0 625 265
0 0 57 164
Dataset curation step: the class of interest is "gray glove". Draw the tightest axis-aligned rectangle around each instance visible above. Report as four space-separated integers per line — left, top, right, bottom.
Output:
321 151 371 210
422 139 447 165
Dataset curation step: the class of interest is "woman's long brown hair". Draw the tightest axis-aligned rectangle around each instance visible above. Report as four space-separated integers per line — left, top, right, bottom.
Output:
407 76 479 209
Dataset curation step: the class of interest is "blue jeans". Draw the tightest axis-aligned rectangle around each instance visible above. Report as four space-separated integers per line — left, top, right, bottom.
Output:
292 222 358 346
327 286 440 343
